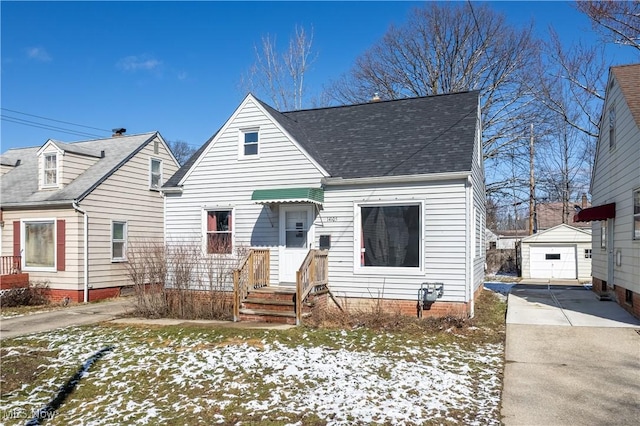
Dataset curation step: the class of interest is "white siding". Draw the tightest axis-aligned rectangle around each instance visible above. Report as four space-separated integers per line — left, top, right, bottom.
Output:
165 98 326 285
591 73 640 292
79 135 179 289
470 109 486 304
521 225 592 280
319 180 470 302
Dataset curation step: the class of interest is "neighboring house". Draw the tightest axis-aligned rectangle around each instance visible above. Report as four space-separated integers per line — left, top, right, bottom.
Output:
163 91 485 321
574 63 640 318
536 196 591 231
0 132 179 302
520 224 592 280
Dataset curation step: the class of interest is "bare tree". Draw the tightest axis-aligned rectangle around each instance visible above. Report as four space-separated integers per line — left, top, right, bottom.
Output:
324 3 539 198
525 28 609 210
168 140 197 166
575 1 640 51
242 25 317 110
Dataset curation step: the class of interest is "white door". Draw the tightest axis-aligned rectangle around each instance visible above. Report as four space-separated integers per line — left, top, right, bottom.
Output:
529 245 577 279
279 205 314 283
607 219 615 286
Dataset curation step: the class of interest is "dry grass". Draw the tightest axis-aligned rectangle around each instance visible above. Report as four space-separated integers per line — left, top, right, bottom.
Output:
305 289 506 345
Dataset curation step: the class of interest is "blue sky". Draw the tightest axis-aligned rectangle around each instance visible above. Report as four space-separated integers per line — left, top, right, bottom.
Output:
1 1 637 152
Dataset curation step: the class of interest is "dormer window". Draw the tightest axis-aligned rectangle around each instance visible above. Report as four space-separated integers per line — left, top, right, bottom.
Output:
240 129 259 158
43 153 58 186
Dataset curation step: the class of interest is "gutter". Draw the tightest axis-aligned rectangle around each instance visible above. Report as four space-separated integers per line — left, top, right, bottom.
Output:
161 186 183 194
72 200 89 303
322 171 471 186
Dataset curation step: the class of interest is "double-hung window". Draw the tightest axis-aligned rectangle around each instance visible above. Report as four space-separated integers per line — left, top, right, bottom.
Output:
112 221 127 261
206 210 232 254
634 189 640 240
150 158 162 190
43 153 57 186
355 202 422 273
240 129 259 158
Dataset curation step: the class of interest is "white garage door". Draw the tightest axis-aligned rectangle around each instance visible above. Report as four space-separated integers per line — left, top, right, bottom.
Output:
529 245 577 279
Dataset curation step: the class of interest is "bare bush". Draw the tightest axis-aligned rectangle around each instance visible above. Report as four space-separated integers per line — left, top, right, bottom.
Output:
0 281 50 308
126 240 248 320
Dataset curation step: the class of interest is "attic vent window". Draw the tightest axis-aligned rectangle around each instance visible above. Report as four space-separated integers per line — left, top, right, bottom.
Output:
43 153 57 186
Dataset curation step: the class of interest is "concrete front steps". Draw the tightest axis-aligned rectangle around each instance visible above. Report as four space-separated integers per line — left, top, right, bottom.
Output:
238 285 312 325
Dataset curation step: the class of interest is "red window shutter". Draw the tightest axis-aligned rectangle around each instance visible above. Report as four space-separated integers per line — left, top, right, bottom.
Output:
13 221 21 257
57 220 66 271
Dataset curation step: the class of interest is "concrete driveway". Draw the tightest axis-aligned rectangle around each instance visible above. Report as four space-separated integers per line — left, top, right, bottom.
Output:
501 284 640 425
0 298 135 340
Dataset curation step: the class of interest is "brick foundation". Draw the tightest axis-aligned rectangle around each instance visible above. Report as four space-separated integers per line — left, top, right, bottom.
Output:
591 276 640 319
0 273 30 290
613 285 640 319
45 287 122 303
330 296 471 318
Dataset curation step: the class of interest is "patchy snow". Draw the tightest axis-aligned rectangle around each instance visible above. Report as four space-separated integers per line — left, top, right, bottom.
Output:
1 327 503 425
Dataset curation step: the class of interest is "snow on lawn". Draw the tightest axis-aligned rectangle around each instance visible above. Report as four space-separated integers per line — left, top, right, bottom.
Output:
1 326 503 425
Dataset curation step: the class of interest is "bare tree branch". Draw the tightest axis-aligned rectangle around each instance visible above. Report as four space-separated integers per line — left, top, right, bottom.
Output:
575 0 640 51
241 25 317 110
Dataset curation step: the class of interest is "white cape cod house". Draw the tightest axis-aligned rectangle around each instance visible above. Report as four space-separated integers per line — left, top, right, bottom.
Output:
163 92 485 323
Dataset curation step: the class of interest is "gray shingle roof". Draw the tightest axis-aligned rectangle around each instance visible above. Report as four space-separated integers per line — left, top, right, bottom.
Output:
1 132 158 207
164 91 479 186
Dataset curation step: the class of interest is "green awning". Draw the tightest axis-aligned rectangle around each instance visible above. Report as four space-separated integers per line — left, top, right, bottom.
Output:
251 187 324 205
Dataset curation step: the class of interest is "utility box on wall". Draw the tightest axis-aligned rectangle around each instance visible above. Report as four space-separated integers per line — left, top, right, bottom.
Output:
319 235 331 250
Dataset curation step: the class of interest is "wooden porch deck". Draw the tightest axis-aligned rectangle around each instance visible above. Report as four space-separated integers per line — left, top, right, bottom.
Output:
233 249 329 325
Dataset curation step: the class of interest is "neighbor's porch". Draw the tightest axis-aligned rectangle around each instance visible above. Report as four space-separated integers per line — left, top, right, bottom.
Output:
0 255 29 291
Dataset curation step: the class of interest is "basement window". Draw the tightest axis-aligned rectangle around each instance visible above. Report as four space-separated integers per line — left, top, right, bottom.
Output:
625 289 633 306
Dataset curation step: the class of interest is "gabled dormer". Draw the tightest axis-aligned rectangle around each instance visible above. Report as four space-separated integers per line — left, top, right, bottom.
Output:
36 140 64 190
36 140 102 190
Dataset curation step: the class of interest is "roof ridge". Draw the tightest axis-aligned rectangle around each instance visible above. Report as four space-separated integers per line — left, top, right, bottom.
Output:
281 90 480 114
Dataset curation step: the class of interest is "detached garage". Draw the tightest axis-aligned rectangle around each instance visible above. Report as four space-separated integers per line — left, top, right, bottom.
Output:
521 224 592 280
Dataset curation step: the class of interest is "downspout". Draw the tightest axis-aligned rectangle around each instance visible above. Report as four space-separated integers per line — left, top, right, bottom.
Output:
72 201 89 303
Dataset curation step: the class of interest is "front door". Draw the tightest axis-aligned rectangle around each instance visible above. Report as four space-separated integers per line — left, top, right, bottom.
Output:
279 205 313 283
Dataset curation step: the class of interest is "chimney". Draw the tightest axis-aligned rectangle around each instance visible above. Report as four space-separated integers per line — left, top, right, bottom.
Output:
370 92 381 102
582 193 588 209
112 128 126 137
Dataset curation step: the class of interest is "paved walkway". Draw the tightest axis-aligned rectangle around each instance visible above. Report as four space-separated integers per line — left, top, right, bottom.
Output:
0 298 135 340
501 284 640 425
0 298 295 340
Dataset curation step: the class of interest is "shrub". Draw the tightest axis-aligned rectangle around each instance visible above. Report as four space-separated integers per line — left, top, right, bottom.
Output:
0 281 50 308
125 240 246 320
